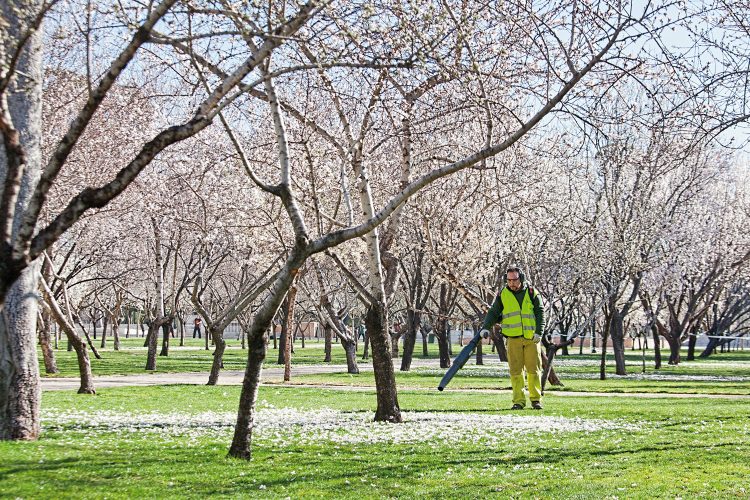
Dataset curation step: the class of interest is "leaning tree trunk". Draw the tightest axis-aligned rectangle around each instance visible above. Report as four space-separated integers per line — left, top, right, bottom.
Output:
70 335 96 394
366 302 402 423
229 251 305 460
342 338 359 374
207 328 226 386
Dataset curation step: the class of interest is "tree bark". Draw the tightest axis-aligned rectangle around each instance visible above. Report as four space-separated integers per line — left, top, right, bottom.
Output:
609 310 627 375
38 310 58 374
0 265 42 440
159 322 170 356
283 282 298 382
145 316 170 370
400 310 418 371
0 0 43 441
207 329 226 386
366 303 402 422
324 323 332 362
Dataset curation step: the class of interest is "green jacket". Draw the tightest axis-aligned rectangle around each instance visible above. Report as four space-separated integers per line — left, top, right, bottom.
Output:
481 285 545 337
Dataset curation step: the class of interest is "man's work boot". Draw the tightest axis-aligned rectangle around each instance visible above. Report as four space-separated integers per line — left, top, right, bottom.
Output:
531 401 543 410
511 404 524 410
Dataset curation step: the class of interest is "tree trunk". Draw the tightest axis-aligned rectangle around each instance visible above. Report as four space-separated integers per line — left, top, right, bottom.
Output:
361 328 370 360
541 350 562 386
38 311 58 374
324 323 332 362
229 251 305 460
159 322 170 356
228 324 267 460
0 266 42 440
112 318 120 351
666 334 681 365
342 338 359 374
207 331 226 385
435 317 451 369
366 303 402 422
100 316 108 349
652 325 662 368
283 283 298 382
178 315 184 346
71 335 96 394
491 331 508 362
400 310 418 371
4 8 54 435
145 316 170 370
609 310 627 375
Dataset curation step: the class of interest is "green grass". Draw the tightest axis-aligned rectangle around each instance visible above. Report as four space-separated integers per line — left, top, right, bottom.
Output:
2 385 749 499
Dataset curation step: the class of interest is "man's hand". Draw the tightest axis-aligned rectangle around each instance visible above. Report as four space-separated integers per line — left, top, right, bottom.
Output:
480 329 490 339
532 333 541 344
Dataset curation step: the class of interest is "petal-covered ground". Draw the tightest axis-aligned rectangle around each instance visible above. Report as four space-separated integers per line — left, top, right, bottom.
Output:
43 406 633 447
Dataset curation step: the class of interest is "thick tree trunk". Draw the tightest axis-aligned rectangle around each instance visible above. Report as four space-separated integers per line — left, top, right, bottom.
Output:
0 266 42 440
0 0 43 441
366 303 402 422
666 334 681 365
145 316 170 370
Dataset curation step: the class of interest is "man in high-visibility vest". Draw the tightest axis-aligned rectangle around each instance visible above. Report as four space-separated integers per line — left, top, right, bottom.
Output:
480 266 545 410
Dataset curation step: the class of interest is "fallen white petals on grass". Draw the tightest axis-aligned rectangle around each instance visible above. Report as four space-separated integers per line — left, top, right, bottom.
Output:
42 408 630 447
571 373 750 382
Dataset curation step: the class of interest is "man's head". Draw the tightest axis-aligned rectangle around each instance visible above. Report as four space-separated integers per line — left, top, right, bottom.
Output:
506 266 525 292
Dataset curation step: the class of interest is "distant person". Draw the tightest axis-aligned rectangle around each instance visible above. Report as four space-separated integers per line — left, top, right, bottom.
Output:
193 317 202 339
480 266 545 410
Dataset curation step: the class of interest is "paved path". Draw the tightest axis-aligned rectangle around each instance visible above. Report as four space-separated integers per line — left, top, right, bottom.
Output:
39 360 750 399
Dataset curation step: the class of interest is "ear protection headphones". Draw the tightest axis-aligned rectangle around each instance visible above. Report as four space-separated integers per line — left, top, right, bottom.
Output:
506 266 525 284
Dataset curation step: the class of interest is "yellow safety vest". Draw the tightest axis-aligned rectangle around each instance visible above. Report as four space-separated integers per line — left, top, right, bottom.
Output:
500 287 536 339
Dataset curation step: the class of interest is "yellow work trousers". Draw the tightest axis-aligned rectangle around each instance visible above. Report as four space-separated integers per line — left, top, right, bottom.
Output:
505 336 542 407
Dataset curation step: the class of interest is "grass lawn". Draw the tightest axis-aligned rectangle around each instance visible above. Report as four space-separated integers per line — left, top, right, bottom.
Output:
2 385 749 499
